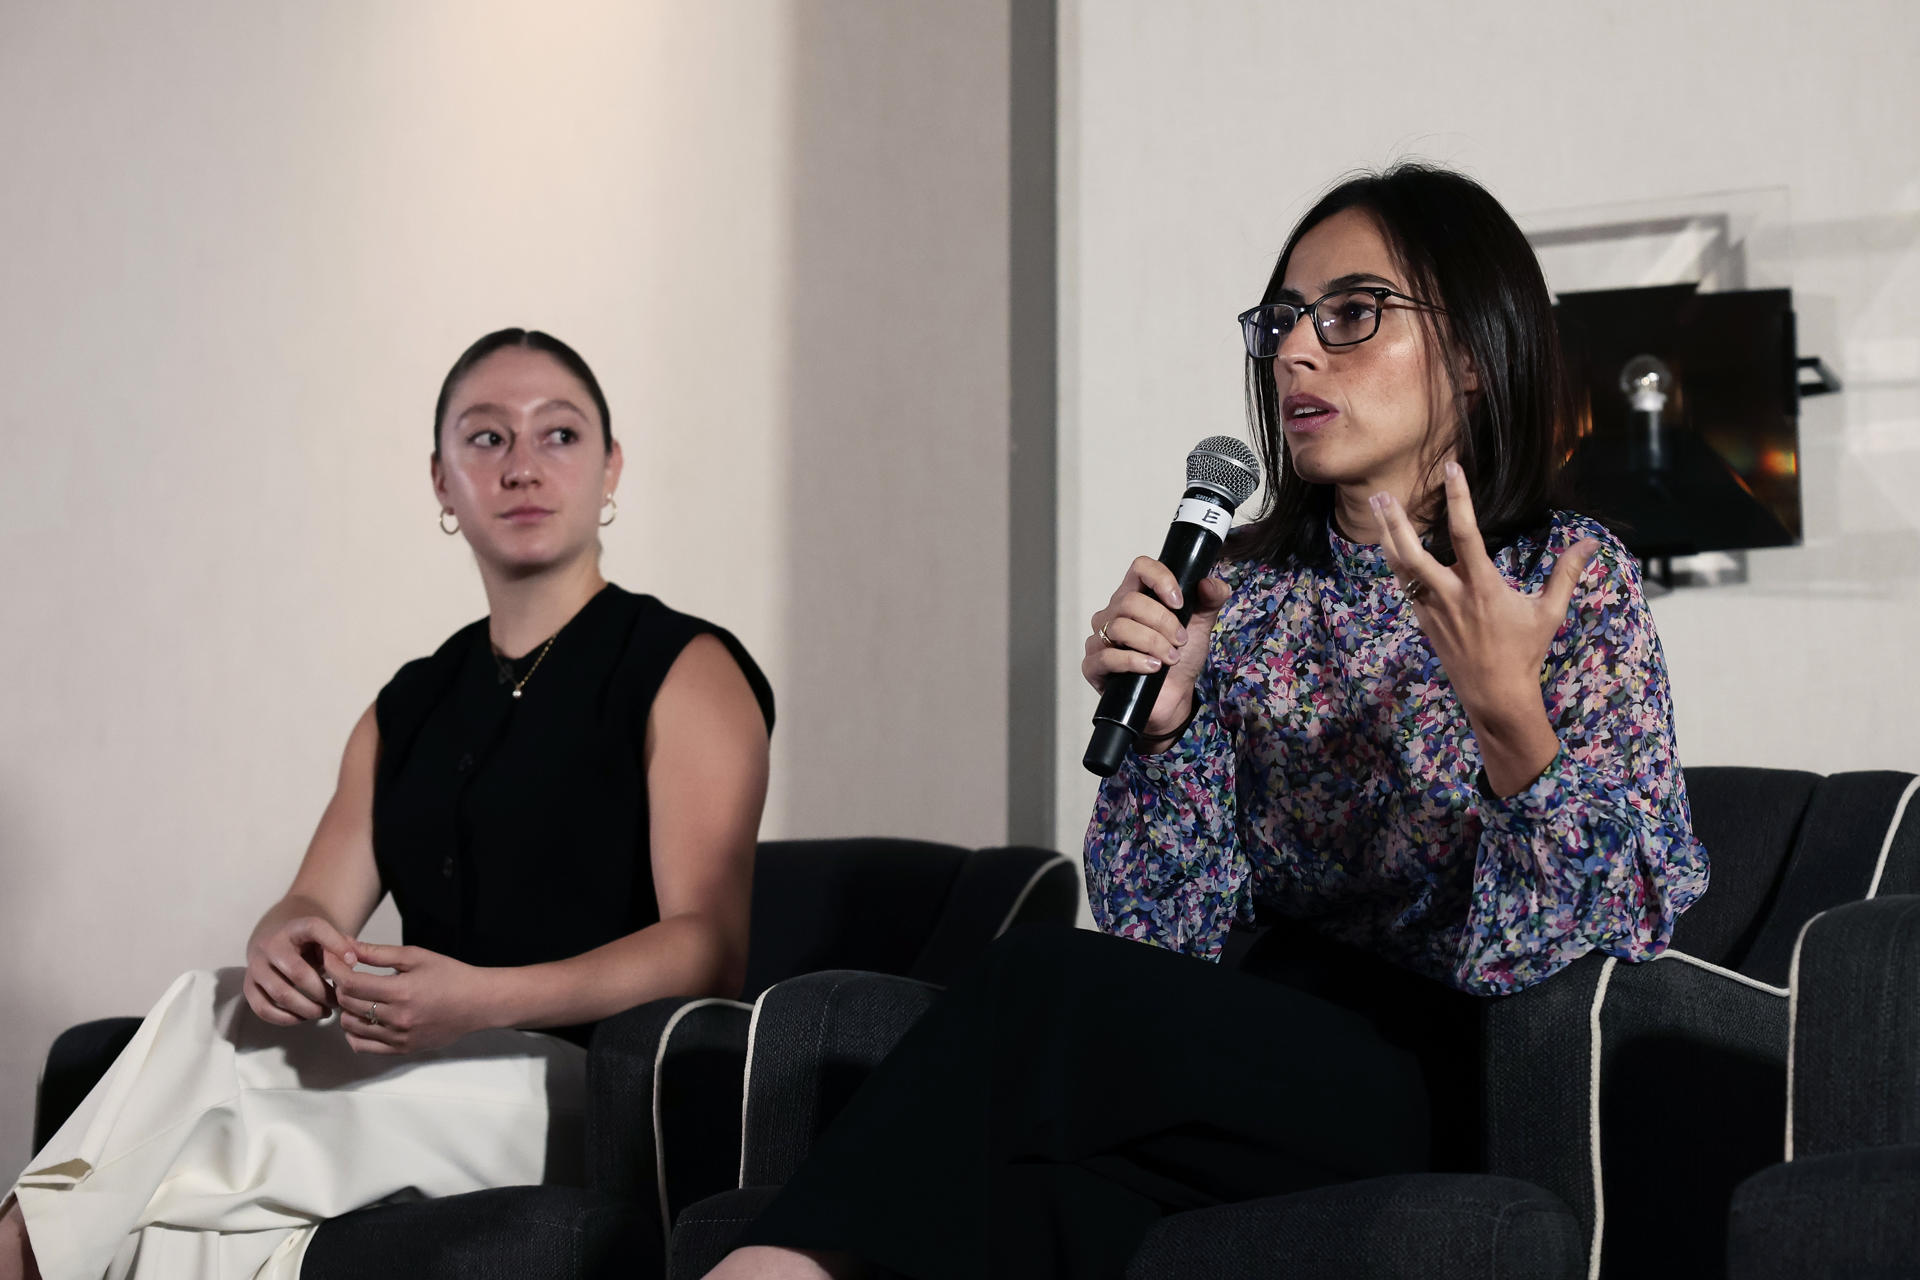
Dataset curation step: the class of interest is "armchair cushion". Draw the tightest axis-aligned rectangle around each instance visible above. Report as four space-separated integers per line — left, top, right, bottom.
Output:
1738 772 1920 984
739 840 966 999
1671 768 1920 979
1669 767 1820 966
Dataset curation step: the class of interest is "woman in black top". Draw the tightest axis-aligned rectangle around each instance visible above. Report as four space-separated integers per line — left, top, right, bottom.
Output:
271 327 774 1053
4 329 773 1280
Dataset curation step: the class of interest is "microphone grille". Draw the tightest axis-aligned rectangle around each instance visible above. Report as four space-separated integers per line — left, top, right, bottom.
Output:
1186 435 1261 510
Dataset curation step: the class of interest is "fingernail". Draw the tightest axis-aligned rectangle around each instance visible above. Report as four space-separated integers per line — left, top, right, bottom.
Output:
1146 658 1162 670
1370 493 1386 510
1445 461 1461 479
344 952 357 966
1170 589 1184 607
1176 627 1189 643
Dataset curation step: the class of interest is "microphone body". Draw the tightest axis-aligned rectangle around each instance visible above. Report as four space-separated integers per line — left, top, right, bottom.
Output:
1082 488 1236 777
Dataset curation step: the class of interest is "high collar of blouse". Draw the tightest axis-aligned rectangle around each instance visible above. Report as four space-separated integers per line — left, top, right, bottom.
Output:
1328 517 1395 580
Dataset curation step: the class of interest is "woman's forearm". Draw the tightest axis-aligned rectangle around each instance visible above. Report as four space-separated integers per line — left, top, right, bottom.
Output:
478 913 745 1031
1462 682 1563 799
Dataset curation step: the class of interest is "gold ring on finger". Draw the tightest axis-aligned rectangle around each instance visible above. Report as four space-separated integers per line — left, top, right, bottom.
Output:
1098 622 1116 648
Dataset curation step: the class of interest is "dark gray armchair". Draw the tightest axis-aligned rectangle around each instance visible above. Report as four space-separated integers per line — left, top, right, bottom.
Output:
30 836 1080 1279
665 767 1920 1280
1475 769 1919 1279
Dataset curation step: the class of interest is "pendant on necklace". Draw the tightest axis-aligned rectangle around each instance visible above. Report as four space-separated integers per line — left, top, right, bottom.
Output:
511 688 523 699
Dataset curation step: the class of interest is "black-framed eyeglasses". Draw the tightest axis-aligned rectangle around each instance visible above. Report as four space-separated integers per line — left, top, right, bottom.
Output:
1237 287 1445 357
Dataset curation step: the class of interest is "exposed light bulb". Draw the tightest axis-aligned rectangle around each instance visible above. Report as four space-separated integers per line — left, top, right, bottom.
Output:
1619 354 1674 414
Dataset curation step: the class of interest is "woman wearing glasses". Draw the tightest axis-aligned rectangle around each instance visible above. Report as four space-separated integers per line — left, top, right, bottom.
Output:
709 164 1706 1279
4 330 773 1280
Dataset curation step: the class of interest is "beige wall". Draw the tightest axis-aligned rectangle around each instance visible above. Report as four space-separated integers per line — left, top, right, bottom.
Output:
1054 0 1920 860
0 0 1009 1165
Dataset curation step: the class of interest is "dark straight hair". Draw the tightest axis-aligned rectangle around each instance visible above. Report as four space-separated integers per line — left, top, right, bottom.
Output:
433 328 613 454
1227 163 1572 570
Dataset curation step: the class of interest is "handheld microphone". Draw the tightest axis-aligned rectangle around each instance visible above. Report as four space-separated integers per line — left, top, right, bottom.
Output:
1083 435 1261 777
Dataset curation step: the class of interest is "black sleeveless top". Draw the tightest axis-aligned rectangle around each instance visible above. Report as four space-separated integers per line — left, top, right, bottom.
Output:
371 585 774 1020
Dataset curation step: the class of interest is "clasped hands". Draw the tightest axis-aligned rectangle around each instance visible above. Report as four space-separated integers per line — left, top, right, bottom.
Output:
243 916 487 1054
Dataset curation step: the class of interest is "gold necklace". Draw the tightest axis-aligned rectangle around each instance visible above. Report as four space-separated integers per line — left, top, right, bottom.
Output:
508 634 557 700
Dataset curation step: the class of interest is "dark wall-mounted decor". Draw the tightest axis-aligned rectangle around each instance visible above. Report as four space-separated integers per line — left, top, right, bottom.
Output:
1555 283 1827 563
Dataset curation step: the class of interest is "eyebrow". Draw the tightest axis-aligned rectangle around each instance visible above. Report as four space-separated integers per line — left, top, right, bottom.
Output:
454 399 589 426
1275 271 1401 303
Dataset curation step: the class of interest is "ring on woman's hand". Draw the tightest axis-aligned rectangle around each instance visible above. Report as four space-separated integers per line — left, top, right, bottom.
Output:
1403 577 1425 602
1098 622 1116 648
366 1003 382 1027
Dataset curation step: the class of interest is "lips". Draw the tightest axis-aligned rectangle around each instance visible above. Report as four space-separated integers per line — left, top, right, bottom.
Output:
500 505 554 522
1282 393 1337 431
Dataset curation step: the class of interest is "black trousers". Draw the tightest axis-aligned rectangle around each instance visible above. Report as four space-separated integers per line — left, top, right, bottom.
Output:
740 925 1483 1279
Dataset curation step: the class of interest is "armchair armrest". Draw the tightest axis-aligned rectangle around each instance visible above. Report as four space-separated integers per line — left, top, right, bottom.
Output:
1729 1145 1920 1279
738 970 940 1187
1787 894 1920 1158
587 995 752 1237
1483 949 1789 1279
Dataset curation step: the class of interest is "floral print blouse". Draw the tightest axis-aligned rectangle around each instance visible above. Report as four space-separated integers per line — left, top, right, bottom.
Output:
1086 513 1709 996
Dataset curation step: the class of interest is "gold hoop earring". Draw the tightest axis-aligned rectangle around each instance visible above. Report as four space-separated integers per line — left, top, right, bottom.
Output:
600 495 617 527
440 509 459 536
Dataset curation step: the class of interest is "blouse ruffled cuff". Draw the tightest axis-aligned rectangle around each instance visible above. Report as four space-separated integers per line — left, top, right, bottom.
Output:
1475 746 1580 830
1114 696 1224 787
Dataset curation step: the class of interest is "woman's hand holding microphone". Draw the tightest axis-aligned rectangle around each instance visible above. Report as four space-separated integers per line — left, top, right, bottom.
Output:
1082 557 1231 748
